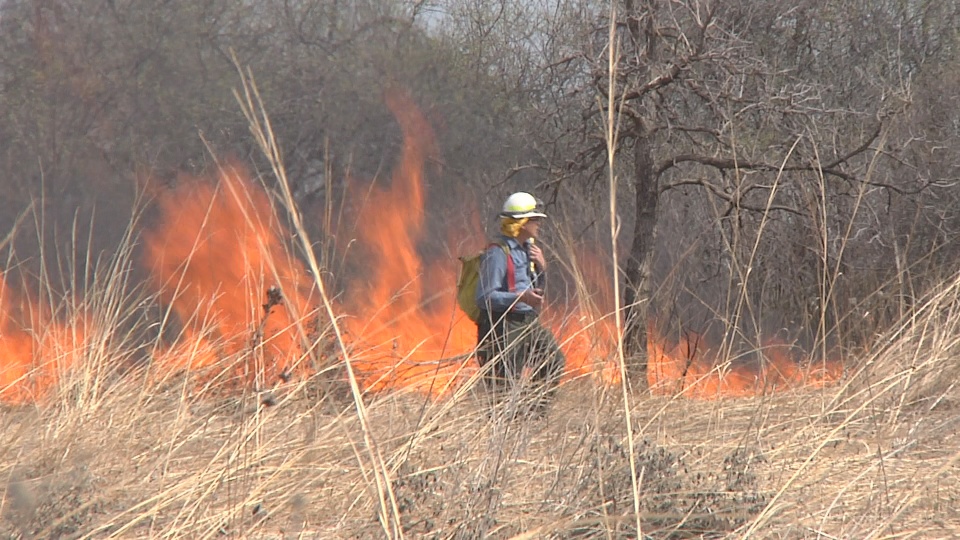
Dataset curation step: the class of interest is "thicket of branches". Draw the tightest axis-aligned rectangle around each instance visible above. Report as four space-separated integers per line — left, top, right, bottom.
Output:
1 0 959 376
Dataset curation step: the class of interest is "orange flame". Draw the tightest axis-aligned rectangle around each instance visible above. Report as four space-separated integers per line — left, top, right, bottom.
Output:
142 165 316 385
543 246 622 384
337 91 477 395
647 325 842 399
1 92 843 404
0 272 87 404
137 92 839 400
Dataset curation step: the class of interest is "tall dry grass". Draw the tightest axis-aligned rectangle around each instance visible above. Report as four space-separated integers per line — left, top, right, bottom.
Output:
2 256 959 538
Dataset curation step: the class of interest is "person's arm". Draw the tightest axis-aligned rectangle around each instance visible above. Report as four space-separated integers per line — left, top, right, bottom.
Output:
476 244 521 313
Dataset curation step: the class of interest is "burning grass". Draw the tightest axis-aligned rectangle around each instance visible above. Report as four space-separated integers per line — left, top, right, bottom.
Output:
1 181 959 536
1 296 960 538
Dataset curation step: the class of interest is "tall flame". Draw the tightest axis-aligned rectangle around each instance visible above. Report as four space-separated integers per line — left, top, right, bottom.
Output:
2 92 842 404
338 91 477 394
142 165 316 384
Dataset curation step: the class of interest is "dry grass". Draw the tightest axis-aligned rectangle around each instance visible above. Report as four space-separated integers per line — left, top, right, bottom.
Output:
0 171 958 540
2 271 960 539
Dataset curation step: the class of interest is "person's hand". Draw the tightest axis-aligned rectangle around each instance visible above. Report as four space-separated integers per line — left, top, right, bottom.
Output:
528 243 547 270
519 288 544 310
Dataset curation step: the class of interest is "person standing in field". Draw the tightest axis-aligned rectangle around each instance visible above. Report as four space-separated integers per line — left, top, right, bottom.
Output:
475 192 565 412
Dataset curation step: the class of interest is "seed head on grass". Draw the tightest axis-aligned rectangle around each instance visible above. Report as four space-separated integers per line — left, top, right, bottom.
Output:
263 285 283 312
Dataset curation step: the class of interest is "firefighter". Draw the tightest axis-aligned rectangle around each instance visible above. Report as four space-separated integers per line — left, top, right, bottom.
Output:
475 192 564 412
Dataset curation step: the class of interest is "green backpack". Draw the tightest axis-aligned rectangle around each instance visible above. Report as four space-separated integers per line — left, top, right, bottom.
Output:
457 242 513 323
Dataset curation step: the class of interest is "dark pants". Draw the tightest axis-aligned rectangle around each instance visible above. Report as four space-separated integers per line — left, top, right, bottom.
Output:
476 311 565 399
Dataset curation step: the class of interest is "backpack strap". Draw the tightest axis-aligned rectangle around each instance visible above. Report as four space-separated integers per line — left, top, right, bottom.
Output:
488 241 515 292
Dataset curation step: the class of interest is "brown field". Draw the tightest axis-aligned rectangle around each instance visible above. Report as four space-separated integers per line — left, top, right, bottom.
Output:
2 279 959 539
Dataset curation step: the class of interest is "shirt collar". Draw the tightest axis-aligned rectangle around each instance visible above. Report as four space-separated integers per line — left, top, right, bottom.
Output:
498 235 522 248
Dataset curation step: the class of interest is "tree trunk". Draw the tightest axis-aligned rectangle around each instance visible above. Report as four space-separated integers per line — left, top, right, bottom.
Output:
623 132 658 381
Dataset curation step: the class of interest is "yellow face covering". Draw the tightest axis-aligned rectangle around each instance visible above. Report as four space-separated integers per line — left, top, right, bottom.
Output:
500 216 529 238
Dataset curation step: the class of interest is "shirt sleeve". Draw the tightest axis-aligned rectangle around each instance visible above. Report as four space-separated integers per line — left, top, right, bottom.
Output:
475 244 520 313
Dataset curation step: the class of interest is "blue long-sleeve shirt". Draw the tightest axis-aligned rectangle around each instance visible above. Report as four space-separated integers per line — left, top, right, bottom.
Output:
475 235 542 315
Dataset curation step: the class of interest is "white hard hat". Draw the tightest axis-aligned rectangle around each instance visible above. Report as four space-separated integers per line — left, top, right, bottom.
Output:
500 192 547 219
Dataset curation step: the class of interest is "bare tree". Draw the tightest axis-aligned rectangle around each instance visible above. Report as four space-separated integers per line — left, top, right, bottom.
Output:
490 0 960 380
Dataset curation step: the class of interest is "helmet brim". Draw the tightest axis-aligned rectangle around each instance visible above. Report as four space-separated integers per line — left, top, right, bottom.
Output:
501 211 547 219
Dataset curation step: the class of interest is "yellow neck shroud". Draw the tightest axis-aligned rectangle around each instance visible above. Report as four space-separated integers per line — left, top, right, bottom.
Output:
500 216 529 238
